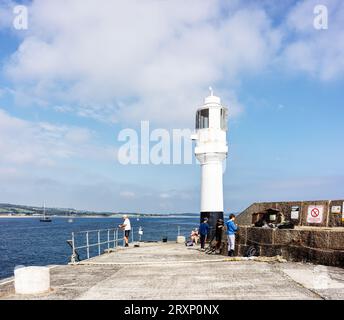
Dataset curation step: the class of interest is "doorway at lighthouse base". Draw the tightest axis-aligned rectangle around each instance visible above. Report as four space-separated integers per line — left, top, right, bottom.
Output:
200 211 224 240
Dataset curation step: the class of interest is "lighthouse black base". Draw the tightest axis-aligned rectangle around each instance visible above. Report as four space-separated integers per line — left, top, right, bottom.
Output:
200 211 224 240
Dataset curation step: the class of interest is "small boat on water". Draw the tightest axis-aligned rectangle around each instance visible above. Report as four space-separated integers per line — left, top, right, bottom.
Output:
67 210 74 223
40 203 52 222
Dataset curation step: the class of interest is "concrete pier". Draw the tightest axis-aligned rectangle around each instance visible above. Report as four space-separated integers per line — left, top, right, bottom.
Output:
1 242 344 300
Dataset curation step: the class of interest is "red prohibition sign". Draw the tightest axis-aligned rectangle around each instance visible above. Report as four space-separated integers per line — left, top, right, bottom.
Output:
311 208 320 217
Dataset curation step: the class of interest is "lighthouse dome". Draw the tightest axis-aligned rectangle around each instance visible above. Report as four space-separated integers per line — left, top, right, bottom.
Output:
204 87 221 105
204 94 221 105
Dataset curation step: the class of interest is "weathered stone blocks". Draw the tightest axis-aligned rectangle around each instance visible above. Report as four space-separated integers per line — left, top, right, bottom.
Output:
226 226 344 267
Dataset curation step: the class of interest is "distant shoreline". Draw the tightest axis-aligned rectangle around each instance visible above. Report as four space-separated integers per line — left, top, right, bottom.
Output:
0 215 198 219
0 215 107 219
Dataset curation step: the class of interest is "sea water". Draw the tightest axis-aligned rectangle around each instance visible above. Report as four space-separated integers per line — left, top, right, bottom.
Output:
0 216 198 280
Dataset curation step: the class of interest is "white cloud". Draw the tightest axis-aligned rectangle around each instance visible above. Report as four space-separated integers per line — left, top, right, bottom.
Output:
119 191 135 199
4 0 281 127
0 1 15 30
0 108 116 167
2 0 343 127
159 193 171 199
282 0 344 81
0 108 124 210
1 1 343 213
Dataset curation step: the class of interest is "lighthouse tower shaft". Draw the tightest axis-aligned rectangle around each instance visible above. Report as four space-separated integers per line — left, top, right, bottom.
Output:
192 92 228 238
199 153 226 212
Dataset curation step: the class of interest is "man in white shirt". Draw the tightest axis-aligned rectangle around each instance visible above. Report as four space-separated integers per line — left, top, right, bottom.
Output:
119 215 131 247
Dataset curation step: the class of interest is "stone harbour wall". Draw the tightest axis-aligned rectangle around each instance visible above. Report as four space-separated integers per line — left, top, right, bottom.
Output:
220 226 344 267
235 200 344 228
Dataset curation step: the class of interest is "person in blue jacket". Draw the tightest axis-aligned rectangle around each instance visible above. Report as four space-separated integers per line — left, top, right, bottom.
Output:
225 213 238 256
199 218 209 250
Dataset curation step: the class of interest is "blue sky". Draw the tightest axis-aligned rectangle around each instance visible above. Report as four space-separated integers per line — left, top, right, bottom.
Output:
0 0 343 213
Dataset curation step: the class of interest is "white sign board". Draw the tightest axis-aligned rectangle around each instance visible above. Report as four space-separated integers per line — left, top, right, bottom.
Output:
291 206 300 220
291 210 299 220
269 214 276 221
331 206 341 213
307 205 324 224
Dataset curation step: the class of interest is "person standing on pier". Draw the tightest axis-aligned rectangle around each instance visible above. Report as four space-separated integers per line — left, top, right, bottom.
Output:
119 215 131 247
199 218 209 250
225 214 238 256
215 218 224 253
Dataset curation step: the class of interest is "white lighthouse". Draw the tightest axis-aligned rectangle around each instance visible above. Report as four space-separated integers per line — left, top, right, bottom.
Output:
192 88 228 238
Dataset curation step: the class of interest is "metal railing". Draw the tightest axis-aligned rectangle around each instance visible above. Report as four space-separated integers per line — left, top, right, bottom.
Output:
67 225 188 263
67 227 134 263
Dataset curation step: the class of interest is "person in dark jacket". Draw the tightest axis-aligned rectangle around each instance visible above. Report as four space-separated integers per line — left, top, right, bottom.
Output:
225 213 238 256
215 218 224 252
199 218 209 250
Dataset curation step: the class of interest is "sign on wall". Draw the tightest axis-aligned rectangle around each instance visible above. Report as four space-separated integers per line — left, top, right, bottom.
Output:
331 206 342 214
291 206 300 220
307 205 324 224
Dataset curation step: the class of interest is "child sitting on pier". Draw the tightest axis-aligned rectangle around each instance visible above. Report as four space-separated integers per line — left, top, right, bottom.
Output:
190 228 199 244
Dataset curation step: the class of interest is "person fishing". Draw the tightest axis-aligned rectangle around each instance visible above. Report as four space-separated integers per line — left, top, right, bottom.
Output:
119 215 131 247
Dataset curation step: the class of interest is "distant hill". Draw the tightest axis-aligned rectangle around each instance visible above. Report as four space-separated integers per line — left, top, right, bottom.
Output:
0 203 75 216
0 203 198 217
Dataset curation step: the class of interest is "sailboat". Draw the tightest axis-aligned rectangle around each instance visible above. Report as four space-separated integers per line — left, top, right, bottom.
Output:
40 203 52 222
68 210 74 223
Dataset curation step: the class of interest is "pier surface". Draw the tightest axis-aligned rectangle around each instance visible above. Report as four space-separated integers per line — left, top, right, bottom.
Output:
1 242 344 300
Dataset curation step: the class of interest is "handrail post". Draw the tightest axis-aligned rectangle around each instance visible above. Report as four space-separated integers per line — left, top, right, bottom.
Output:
98 230 101 256
131 227 134 243
72 231 75 252
70 227 121 261
71 232 76 263
86 231 90 259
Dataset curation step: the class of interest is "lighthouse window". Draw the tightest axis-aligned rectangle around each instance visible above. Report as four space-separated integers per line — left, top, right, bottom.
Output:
220 108 228 130
196 109 209 129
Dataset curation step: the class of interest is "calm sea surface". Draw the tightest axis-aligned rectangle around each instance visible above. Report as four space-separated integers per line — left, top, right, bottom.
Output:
0 216 198 280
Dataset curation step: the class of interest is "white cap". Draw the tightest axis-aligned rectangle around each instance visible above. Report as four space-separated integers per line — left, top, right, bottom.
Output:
204 86 221 105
